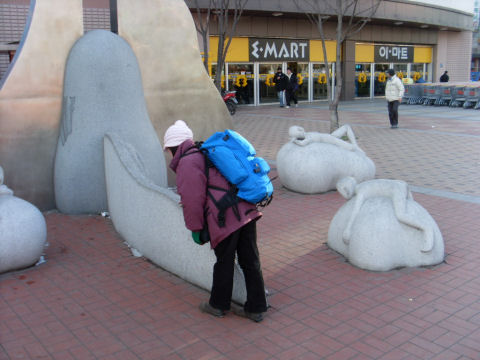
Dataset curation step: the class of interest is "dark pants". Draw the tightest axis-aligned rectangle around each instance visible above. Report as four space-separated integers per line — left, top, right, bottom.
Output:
387 100 399 126
238 87 249 104
286 89 298 106
209 220 267 314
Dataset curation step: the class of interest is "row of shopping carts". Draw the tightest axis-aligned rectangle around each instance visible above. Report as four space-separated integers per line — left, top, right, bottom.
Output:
403 83 480 109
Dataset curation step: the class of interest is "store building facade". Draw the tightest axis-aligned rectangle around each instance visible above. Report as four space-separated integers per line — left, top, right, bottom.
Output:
0 0 474 104
188 0 473 104
207 36 434 105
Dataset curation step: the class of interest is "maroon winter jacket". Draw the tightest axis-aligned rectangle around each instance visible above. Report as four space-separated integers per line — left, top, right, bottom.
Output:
169 139 262 249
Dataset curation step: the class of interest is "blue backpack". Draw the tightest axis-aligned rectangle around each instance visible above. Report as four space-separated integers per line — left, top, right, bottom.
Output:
200 130 273 205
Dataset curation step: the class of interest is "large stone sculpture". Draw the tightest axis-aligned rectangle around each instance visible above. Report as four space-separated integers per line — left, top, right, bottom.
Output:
54 30 167 214
103 133 246 303
328 177 444 271
0 166 47 274
0 0 83 210
1 0 231 211
117 0 232 142
276 125 375 193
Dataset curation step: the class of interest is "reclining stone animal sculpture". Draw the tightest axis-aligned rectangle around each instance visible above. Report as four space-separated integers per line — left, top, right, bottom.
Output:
328 176 444 271
0 166 47 274
276 125 375 193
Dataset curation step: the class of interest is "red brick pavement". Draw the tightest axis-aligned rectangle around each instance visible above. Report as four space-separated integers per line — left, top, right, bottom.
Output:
1 102 480 359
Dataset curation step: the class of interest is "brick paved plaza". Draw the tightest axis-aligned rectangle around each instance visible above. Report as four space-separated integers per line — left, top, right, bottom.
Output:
1 99 480 359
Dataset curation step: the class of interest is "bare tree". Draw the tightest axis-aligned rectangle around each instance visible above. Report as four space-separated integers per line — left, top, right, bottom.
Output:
192 0 248 92
295 0 382 131
193 0 212 72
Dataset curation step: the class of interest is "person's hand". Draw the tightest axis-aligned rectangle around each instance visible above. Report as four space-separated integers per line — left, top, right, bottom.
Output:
192 231 201 244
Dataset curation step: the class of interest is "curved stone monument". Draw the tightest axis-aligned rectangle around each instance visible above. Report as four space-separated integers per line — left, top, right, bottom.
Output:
328 177 444 271
276 125 375 194
117 0 232 141
0 166 47 274
0 0 83 210
103 133 246 303
54 30 167 214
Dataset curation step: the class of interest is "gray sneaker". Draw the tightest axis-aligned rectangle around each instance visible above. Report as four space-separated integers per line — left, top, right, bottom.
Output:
231 304 264 322
199 302 225 317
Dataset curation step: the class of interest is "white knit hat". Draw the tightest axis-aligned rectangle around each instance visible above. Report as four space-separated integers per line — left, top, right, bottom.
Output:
163 120 193 149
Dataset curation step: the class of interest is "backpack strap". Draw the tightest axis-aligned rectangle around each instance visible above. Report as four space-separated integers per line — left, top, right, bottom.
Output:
207 184 240 227
179 143 240 228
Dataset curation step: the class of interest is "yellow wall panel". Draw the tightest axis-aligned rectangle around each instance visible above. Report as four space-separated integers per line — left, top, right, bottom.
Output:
414 46 432 63
209 36 249 62
309 40 337 62
355 43 374 63
209 37 219 62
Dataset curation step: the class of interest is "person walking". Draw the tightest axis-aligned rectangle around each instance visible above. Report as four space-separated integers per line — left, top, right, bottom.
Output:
163 120 268 322
285 68 298 108
440 71 449 82
273 67 288 107
385 69 404 129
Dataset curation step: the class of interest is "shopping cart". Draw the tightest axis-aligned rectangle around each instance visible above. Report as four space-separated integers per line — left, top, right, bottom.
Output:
449 86 467 107
422 84 442 106
437 85 454 106
404 84 424 104
462 86 480 109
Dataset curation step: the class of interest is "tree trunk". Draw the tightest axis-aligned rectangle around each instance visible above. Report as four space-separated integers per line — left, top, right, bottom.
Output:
329 13 343 133
329 103 339 129
295 0 382 133
214 33 225 93
329 73 342 132
202 35 209 73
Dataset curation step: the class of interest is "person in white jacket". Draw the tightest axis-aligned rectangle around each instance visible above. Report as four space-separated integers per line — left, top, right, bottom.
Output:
385 69 404 129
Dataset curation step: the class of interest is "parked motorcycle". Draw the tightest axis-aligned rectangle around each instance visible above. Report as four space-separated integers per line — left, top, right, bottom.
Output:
222 90 238 115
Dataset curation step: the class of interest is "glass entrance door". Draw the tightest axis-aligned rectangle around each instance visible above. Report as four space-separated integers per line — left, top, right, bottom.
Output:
227 63 254 104
258 63 282 104
355 63 371 98
393 63 408 83
374 63 389 96
296 62 309 101
411 63 425 82
287 62 309 101
312 63 330 100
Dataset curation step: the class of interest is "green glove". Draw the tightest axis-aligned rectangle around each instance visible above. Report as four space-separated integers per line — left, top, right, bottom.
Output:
192 231 202 245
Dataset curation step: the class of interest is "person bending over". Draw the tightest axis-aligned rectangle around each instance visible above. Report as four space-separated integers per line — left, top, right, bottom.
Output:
163 120 268 322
